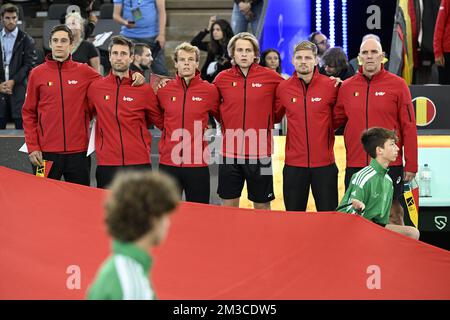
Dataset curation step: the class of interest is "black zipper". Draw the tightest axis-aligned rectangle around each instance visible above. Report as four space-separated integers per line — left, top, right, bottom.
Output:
57 62 66 152
180 78 189 166
100 128 104 150
139 126 146 148
39 114 44 136
237 66 248 155
301 79 310 167
115 77 125 165
365 78 371 166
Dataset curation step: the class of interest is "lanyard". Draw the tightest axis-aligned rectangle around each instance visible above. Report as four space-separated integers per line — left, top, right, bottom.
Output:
336 202 365 215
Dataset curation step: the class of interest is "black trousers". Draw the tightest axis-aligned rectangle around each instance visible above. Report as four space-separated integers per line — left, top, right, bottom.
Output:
96 164 152 189
159 164 210 204
32 152 91 186
283 163 338 212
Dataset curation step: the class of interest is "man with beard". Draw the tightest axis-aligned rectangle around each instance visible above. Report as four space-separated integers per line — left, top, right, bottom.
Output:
87 36 163 188
309 31 330 67
130 43 153 82
275 41 339 212
0 3 37 129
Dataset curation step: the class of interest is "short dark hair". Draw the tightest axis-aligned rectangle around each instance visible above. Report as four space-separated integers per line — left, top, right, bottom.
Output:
134 43 151 56
108 35 134 55
322 47 349 74
308 31 324 43
105 171 180 242
361 127 398 159
50 25 74 44
1 3 19 17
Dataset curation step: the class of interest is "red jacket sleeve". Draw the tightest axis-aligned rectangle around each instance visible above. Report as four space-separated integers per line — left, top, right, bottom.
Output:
333 85 348 129
208 85 221 122
146 87 163 130
398 81 418 173
21 69 41 153
274 83 286 123
433 0 449 58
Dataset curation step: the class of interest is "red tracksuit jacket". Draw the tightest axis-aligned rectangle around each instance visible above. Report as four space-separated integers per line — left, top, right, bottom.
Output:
275 68 339 168
434 0 450 58
334 66 418 172
213 64 283 159
87 72 162 166
157 72 220 167
22 55 100 153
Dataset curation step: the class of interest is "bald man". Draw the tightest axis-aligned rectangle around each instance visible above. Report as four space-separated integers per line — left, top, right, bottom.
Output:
334 38 418 226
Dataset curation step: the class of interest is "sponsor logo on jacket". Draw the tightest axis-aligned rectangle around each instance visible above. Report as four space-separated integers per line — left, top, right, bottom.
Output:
68 80 78 85
375 91 385 96
192 96 203 101
123 96 134 101
311 97 322 102
252 83 262 88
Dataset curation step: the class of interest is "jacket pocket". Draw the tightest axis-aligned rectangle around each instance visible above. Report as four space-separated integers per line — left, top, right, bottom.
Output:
100 128 104 150
39 114 44 136
140 126 147 148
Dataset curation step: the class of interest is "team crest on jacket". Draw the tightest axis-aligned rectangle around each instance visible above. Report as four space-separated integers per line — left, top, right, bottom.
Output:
47 81 53 86
353 91 359 96
291 97 297 103
171 96 177 101
104 95 110 100
232 82 237 87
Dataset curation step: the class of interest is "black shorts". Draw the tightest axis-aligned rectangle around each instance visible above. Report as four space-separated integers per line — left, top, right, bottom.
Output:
158 164 210 204
345 165 404 200
218 157 274 203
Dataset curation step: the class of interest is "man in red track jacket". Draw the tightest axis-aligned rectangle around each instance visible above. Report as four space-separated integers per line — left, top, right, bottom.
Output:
22 25 100 186
434 0 450 84
157 42 220 203
334 38 418 225
214 32 283 210
275 41 339 212
87 36 162 188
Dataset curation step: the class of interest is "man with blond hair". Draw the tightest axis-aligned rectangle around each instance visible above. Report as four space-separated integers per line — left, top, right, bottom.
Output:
213 32 283 210
275 41 339 212
157 42 220 203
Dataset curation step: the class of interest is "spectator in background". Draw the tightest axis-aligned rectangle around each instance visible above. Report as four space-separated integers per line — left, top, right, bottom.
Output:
0 3 37 129
113 0 169 76
308 31 330 67
191 15 234 83
87 170 180 300
433 0 450 84
65 12 100 73
319 47 354 80
130 43 153 82
61 2 97 40
231 0 265 35
260 48 289 79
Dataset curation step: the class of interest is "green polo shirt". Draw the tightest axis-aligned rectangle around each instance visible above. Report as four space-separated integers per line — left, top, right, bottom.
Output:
337 159 393 225
87 240 155 300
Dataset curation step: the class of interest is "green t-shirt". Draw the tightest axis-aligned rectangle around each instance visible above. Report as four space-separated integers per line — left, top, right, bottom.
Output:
337 159 393 225
87 240 155 300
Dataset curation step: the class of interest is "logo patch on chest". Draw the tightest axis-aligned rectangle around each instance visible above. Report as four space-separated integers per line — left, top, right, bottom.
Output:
192 96 203 101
